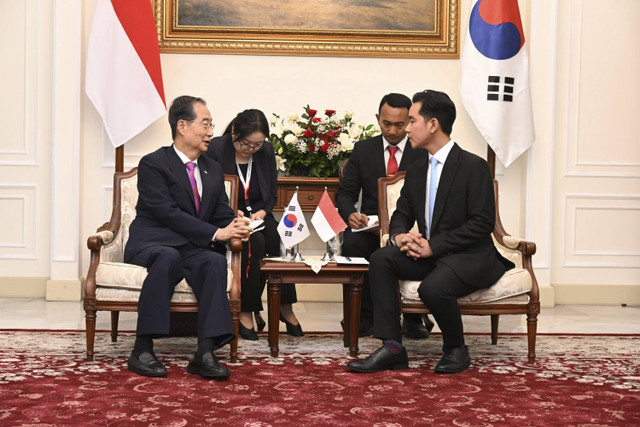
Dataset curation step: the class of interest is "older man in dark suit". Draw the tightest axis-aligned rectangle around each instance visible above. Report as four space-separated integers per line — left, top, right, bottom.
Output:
124 96 251 379
337 93 432 338
348 90 514 374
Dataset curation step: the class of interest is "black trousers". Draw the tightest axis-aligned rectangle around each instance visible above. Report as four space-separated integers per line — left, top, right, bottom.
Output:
240 216 297 312
127 243 234 348
369 246 477 351
342 229 423 325
341 228 379 321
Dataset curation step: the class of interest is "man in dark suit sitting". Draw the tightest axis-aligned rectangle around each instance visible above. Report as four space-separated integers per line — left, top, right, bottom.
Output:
124 95 252 379
348 90 514 374
337 93 433 338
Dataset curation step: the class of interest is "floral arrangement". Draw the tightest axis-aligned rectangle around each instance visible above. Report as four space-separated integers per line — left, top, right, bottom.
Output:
269 106 378 178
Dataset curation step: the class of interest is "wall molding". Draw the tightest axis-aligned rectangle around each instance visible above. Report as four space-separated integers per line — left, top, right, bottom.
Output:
563 193 640 268
564 0 640 178
0 184 37 259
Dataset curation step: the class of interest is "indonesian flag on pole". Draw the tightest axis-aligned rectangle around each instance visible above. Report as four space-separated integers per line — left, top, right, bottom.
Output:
311 190 347 242
460 0 535 167
85 0 166 148
277 192 310 249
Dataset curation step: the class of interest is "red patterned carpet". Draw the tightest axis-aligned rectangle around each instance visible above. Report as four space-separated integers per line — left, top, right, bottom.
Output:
1 331 639 426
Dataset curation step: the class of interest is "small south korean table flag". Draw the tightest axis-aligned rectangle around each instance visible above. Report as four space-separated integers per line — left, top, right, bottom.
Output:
277 192 310 249
311 190 347 242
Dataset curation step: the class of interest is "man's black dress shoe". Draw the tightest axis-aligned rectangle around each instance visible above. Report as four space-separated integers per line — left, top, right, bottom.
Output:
128 351 167 377
347 346 409 373
254 311 266 332
402 318 430 339
280 314 304 337
187 351 230 380
239 322 259 340
434 345 471 374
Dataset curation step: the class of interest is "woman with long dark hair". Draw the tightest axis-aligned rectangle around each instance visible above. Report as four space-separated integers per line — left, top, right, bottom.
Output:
208 109 303 340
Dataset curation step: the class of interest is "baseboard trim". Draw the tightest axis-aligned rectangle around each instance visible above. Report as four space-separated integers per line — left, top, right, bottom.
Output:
553 284 640 306
46 279 84 301
0 277 47 297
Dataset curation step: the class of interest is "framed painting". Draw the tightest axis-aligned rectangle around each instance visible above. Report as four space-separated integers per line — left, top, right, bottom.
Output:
154 0 459 58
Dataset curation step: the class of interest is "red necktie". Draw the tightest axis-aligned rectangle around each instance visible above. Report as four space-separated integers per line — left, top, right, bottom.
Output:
185 162 201 215
387 146 399 176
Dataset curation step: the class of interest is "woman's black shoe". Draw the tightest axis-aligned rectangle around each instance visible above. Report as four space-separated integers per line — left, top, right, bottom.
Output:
238 322 259 340
280 313 304 337
254 311 266 332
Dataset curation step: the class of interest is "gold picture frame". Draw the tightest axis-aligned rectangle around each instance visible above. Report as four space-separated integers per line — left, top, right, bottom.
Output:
154 0 459 58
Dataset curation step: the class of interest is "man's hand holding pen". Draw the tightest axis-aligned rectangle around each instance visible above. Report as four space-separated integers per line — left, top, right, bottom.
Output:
348 211 369 230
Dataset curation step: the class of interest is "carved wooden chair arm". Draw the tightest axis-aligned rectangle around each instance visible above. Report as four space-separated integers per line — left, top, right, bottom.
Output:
502 235 537 256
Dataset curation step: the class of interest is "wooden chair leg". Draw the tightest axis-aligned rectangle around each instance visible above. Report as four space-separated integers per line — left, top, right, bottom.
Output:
85 310 97 361
111 311 120 342
490 314 499 345
230 301 240 363
527 312 538 363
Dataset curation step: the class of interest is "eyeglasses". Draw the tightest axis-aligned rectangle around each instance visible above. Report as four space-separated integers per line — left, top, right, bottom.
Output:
186 120 215 130
236 139 265 151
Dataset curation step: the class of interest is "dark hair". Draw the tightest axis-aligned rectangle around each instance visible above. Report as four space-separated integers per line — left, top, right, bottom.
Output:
168 95 206 140
378 93 412 113
411 90 456 136
223 109 270 141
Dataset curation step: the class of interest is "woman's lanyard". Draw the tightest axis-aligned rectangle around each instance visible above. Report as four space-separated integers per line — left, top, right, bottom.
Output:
236 155 253 212
236 155 254 279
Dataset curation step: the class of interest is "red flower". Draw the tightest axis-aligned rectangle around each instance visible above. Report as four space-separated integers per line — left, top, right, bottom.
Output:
313 117 322 123
320 143 329 153
309 144 316 152
303 130 315 138
325 109 336 117
308 109 317 117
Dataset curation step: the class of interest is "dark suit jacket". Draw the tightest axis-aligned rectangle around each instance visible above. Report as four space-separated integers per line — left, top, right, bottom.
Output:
336 135 427 223
207 134 278 218
124 145 235 261
390 143 514 287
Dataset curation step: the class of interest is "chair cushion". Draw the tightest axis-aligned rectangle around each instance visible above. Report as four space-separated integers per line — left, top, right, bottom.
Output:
95 261 233 303
399 267 532 305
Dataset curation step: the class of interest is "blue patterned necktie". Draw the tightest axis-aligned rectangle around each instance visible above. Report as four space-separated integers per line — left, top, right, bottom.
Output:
428 156 438 231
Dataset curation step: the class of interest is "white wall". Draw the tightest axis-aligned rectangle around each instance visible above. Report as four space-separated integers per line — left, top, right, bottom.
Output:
0 0 638 305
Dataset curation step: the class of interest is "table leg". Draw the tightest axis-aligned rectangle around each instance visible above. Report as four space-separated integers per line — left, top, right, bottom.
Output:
267 278 281 357
348 280 362 357
342 284 350 347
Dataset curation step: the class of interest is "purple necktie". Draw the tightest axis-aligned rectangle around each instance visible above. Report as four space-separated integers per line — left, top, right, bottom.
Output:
185 162 201 214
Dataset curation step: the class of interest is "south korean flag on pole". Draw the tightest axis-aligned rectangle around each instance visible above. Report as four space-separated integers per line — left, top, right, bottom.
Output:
277 191 310 249
460 0 535 167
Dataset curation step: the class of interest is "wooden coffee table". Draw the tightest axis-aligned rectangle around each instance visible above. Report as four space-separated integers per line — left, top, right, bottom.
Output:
260 259 368 357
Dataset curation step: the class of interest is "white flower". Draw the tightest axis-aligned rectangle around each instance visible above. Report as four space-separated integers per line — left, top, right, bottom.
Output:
338 133 354 152
284 134 298 145
286 123 304 137
345 109 354 119
287 112 299 122
275 155 286 171
348 124 363 139
373 123 381 133
268 114 278 125
271 122 284 138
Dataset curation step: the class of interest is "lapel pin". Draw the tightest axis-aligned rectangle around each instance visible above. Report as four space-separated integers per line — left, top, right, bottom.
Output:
203 170 208 174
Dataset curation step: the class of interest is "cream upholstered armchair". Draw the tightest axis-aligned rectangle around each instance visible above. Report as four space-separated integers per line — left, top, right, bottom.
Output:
378 172 540 362
84 168 242 362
